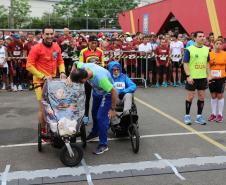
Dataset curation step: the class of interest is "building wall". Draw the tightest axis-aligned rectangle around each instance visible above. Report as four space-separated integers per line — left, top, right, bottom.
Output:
119 0 226 37
0 0 60 17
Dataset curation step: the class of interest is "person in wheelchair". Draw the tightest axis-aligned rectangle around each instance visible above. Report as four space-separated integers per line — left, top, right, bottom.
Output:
108 61 137 118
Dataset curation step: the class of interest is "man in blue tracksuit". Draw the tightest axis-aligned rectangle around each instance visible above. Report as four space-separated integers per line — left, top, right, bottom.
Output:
108 61 137 115
68 62 117 155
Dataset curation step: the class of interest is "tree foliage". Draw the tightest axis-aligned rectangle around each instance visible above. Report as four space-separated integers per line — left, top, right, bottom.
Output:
0 5 8 28
12 0 31 28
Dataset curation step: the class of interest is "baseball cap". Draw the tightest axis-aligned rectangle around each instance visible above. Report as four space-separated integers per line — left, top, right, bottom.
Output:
89 35 98 42
12 33 20 39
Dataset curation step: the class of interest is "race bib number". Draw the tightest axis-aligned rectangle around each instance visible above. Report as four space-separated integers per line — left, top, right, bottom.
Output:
114 82 125 90
13 51 21 56
211 70 221 77
160 55 167 61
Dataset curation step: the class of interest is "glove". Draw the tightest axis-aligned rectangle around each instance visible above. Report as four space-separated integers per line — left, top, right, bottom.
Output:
118 92 125 100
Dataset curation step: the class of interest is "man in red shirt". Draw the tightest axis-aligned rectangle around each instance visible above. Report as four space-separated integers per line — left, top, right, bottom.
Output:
7 33 24 91
156 38 170 87
23 32 38 90
26 25 66 135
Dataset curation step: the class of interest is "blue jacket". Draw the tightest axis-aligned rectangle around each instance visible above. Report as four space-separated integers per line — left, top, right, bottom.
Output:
108 61 137 94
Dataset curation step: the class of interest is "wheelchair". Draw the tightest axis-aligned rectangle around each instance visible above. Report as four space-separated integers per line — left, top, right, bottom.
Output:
110 95 139 153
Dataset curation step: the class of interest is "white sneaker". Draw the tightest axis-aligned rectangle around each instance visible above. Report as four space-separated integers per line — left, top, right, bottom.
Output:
1 83 5 90
10 83 14 90
18 85 23 91
13 85 17 92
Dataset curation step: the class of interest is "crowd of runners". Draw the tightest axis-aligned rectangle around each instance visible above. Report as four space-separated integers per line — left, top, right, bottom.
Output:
0 27 226 127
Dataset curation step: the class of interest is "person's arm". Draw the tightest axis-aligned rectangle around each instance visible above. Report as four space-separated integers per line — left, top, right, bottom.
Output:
183 49 193 84
26 46 46 80
124 75 137 93
108 87 117 119
56 47 66 79
206 54 211 81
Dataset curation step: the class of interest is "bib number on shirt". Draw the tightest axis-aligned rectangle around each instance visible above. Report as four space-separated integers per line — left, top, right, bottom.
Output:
13 51 21 56
160 55 167 61
211 70 221 78
114 82 125 90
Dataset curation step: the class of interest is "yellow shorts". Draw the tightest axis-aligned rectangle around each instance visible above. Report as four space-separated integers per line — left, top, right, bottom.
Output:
34 84 44 101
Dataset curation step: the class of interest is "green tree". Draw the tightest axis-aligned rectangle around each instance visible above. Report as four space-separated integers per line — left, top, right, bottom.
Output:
11 0 31 28
0 5 8 28
53 0 140 29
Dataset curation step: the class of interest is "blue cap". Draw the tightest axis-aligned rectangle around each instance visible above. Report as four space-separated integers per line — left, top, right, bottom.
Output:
12 34 20 39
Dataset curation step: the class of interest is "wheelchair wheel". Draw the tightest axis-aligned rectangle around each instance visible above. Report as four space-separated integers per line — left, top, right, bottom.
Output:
128 123 140 153
80 123 86 148
38 123 42 152
131 103 137 114
60 143 83 167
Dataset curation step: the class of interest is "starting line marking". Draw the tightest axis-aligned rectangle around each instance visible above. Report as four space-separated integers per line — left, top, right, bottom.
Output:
0 130 226 149
1 155 226 181
154 153 186 181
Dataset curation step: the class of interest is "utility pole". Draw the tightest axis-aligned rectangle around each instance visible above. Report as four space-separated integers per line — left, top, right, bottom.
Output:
10 0 14 28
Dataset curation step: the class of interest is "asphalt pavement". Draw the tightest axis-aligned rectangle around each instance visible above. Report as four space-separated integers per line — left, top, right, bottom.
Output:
0 86 226 185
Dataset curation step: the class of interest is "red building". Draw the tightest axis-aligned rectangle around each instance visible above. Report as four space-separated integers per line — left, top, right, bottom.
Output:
118 0 226 37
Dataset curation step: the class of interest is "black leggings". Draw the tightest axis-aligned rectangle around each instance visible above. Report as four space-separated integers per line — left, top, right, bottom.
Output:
85 82 92 117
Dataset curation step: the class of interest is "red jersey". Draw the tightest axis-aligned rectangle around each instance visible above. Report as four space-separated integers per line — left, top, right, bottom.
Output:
156 46 170 65
24 41 38 55
122 44 137 65
26 42 65 84
7 41 23 57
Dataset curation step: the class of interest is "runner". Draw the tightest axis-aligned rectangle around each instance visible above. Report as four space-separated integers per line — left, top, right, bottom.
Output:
183 31 210 125
26 25 66 136
79 35 104 124
170 34 184 87
0 37 8 90
68 62 117 155
155 38 170 87
208 38 226 123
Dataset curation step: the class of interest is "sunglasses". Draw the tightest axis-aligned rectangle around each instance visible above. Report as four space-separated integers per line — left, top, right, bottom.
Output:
113 68 120 71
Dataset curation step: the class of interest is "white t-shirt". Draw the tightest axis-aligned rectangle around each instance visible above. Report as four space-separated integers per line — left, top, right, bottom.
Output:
138 43 152 53
0 46 8 68
170 40 184 62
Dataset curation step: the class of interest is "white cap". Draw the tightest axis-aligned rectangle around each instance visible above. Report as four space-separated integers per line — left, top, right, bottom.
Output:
126 37 133 42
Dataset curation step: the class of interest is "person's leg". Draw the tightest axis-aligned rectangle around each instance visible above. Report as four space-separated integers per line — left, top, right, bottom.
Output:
38 100 45 127
197 90 205 115
84 82 92 118
123 93 133 112
96 94 111 147
91 93 102 135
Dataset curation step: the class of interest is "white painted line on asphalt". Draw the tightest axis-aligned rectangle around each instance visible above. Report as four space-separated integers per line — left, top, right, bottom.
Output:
154 153 186 181
1 155 226 181
1 164 10 185
81 159 94 185
1 130 226 149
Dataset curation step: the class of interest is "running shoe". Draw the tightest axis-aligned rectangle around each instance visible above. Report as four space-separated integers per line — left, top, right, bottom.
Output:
18 85 23 91
13 85 17 92
41 127 49 143
173 82 178 87
216 115 223 123
162 82 168 87
208 114 216 122
183 115 192 125
86 132 98 142
155 83 160 88
195 115 206 125
93 145 109 155
1 83 5 90
177 81 182 87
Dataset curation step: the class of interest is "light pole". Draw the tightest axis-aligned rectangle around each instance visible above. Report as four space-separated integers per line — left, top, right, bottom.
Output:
85 9 89 30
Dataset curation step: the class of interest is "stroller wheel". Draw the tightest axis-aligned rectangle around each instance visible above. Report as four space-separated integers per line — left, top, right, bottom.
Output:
60 143 83 167
128 123 140 153
80 124 86 148
38 123 42 152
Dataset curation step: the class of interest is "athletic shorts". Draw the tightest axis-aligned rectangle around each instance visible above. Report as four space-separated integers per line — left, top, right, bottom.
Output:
0 67 8 75
34 83 44 101
209 78 225 93
157 65 167 75
138 58 156 74
172 61 182 68
185 78 208 91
